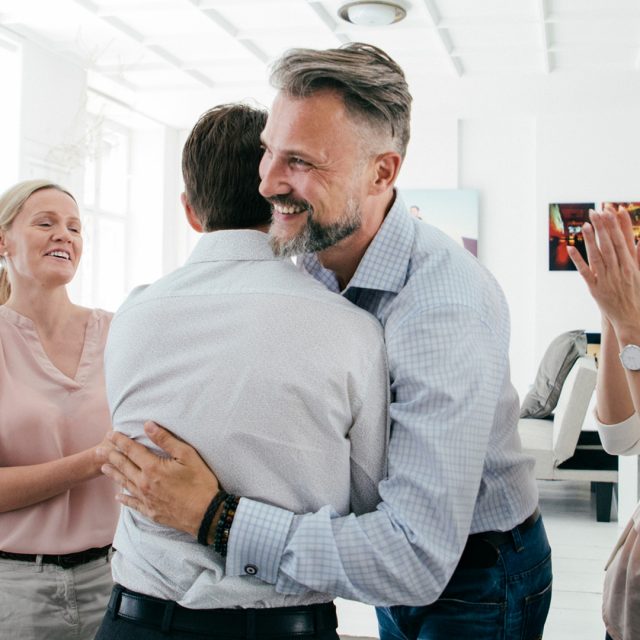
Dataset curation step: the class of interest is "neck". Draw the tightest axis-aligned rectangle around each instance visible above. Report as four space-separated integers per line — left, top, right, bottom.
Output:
4 285 75 335
317 191 394 290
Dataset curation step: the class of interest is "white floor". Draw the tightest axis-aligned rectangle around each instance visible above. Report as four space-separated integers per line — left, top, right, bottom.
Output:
336 479 620 639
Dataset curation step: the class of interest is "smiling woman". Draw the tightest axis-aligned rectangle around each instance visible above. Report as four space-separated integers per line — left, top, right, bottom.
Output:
0 180 119 639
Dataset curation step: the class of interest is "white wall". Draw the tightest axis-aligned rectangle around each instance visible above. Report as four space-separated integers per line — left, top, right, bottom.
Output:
535 111 640 353
398 71 640 399
16 38 640 399
459 117 537 397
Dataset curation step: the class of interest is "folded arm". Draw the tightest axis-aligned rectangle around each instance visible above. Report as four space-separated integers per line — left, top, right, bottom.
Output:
0 432 115 513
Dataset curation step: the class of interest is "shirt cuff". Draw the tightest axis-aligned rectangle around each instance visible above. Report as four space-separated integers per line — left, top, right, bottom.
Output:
225 497 293 584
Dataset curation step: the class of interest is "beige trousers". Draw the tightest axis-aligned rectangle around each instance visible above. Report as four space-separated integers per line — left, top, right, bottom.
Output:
0 552 113 639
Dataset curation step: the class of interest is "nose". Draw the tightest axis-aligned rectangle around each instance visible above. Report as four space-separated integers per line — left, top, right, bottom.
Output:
51 224 73 243
259 153 290 199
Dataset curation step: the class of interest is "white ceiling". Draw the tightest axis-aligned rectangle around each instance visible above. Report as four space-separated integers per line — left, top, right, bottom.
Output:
2 0 640 128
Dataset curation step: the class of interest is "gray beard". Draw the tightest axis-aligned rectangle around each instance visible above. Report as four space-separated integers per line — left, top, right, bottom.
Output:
269 200 362 258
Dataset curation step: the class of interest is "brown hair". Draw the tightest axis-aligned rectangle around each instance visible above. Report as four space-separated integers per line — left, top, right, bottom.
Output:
270 42 412 156
182 103 271 231
0 180 75 304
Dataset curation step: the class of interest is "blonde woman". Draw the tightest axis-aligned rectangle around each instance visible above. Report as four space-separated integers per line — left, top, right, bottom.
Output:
569 205 640 640
0 180 119 639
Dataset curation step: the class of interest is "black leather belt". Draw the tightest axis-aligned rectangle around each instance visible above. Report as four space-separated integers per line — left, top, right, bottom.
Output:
0 544 111 569
108 586 338 637
458 507 541 569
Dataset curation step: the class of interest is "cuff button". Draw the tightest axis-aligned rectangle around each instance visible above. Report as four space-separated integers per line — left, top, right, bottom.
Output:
244 564 258 576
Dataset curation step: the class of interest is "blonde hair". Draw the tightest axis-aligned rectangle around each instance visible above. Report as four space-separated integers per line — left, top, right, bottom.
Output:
0 180 76 305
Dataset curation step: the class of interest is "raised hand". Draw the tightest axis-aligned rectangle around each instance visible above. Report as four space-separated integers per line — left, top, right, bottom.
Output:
568 205 640 338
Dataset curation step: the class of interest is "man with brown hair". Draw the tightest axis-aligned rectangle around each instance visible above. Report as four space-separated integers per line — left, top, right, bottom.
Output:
103 44 552 639
95 102 389 640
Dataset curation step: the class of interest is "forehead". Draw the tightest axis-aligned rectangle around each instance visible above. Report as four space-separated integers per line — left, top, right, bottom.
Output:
20 189 79 219
263 90 363 154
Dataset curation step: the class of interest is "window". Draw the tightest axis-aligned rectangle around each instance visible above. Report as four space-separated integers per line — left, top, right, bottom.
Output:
0 35 20 188
80 119 130 311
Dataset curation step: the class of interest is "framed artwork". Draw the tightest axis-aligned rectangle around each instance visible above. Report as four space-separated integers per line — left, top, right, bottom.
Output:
549 203 593 271
601 203 640 242
549 202 640 270
400 188 479 257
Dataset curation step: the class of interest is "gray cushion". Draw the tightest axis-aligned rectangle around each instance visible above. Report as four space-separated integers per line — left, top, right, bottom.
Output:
520 330 587 418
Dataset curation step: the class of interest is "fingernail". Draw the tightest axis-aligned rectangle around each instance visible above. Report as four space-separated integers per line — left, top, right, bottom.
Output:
145 422 157 435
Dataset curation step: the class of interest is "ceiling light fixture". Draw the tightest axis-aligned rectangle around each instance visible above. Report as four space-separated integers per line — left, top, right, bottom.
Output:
338 1 407 27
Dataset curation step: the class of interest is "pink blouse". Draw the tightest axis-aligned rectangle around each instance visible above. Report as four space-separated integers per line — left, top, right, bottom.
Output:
0 306 119 554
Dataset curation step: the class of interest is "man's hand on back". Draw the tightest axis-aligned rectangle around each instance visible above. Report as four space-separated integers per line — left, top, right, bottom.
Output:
100 421 219 538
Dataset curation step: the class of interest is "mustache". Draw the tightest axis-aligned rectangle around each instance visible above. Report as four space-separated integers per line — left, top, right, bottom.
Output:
267 196 313 212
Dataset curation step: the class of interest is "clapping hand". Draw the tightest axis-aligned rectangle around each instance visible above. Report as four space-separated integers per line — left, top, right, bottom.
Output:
568 205 640 337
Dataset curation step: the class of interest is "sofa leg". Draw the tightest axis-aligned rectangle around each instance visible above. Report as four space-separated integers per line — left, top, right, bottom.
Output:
594 482 614 522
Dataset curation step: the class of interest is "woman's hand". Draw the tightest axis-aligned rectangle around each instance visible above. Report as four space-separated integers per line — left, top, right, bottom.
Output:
568 205 640 341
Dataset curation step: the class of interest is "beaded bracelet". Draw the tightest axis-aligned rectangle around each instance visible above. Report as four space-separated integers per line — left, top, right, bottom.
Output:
197 490 227 546
213 494 239 557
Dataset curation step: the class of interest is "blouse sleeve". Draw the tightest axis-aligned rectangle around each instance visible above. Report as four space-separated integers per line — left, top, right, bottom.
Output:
596 411 640 456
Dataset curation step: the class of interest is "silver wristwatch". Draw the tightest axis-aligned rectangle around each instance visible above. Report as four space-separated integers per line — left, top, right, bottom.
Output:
619 344 640 371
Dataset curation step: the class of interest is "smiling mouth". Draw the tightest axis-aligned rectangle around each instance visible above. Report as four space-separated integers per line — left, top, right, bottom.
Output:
45 250 71 261
272 203 308 216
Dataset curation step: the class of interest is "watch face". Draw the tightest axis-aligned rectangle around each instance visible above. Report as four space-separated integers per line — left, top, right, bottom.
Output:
620 345 640 371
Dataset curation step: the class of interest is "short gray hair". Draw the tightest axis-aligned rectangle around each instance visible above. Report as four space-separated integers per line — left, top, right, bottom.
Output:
269 42 412 157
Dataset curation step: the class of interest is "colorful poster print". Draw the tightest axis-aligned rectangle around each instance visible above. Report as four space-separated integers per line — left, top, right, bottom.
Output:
600 203 640 242
549 203 593 271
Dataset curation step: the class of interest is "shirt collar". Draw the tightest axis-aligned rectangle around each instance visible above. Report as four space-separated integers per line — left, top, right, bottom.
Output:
186 229 278 264
302 191 415 294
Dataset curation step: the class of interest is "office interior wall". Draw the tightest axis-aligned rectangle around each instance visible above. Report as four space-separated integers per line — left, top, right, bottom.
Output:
0 36 20 188
401 71 640 398
16 39 181 305
14 39 640 396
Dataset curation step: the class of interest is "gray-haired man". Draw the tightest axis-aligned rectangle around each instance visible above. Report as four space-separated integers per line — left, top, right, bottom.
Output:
103 43 552 640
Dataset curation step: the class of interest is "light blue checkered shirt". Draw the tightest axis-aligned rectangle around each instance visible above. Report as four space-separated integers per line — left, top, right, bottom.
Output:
227 194 538 606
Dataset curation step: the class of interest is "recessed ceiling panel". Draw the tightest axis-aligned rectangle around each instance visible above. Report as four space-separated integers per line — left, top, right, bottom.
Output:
212 1 321 31
121 66 203 89
447 23 540 49
250 32 344 61
550 20 640 46
143 33 253 62
186 59 266 85
456 48 542 74
552 47 636 71
434 0 537 23
549 0 640 17
337 25 444 53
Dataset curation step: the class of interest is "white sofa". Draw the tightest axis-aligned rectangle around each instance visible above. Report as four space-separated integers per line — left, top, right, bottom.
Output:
518 355 618 521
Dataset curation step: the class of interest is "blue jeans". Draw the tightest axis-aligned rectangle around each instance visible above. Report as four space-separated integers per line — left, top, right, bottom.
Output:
376 515 552 640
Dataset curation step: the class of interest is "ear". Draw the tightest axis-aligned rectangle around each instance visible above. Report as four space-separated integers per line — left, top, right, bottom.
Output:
181 192 203 233
0 231 7 256
369 152 402 196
